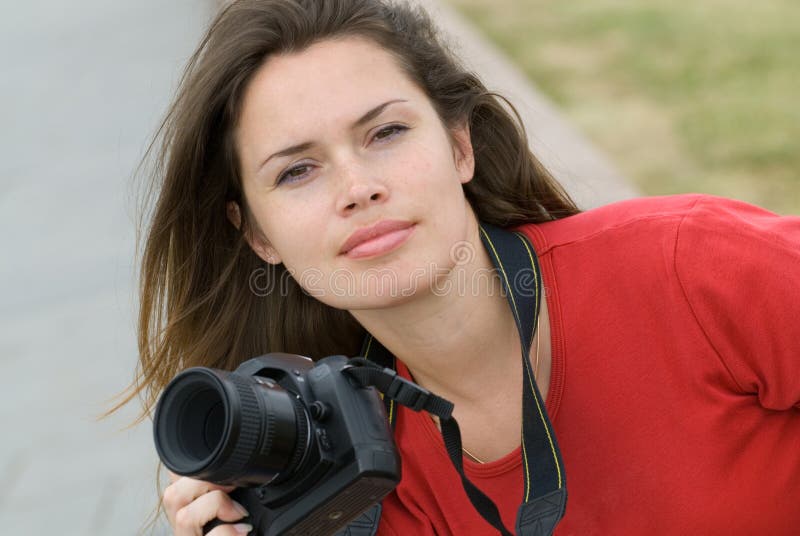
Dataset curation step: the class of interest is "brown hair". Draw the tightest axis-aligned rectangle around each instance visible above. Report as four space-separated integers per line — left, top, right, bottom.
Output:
116 0 578 423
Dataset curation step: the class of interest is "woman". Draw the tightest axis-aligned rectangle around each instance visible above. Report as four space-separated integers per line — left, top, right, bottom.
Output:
127 0 800 534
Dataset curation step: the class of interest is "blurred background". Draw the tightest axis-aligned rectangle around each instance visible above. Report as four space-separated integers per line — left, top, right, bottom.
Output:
449 0 800 215
0 1 212 534
0 0 795 535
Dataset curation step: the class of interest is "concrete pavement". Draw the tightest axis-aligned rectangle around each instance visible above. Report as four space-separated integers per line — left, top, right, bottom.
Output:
0 1 216 534
0 1 635 534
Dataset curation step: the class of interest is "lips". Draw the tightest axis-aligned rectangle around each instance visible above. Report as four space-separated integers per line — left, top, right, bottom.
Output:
340 220 415 258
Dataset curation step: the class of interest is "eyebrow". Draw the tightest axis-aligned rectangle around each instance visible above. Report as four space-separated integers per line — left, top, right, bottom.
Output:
257 98 408 172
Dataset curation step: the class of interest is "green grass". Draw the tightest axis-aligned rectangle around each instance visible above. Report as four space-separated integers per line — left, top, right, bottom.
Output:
447 0 800 214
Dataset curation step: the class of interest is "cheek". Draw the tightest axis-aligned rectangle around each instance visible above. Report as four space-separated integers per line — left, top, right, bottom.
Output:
268 201 330 262
261 187 320 225
400 137 457 185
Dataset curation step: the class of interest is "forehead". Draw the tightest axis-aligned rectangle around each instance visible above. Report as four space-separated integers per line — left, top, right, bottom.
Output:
237 37 425 138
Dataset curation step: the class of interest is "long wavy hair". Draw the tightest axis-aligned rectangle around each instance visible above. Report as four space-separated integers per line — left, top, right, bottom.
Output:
115 0 578 424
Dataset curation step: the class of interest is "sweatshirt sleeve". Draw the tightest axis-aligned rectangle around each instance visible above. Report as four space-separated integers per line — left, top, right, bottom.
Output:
675 195 800 410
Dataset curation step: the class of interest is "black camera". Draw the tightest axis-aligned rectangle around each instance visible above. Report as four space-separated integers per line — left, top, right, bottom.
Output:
153 353 400 535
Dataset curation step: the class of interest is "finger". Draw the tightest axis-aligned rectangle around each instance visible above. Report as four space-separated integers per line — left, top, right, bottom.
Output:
163 478 236 525
165 477 235 508
208 522 254 536
174 490 249 534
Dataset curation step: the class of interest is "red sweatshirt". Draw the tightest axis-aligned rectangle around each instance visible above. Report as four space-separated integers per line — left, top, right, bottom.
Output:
377 195 800 535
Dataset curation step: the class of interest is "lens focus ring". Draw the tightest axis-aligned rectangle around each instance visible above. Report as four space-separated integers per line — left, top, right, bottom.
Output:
212 373 265 481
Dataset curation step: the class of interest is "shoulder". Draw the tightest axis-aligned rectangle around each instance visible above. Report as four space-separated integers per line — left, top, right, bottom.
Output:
671 194 800 324
515 194 797 256
512 194 800 306
514 194 704 254
673 194 799 260
669 197 800 410
516 195 800 410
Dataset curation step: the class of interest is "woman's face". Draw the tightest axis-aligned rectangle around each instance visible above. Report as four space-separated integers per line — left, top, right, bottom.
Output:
234 36 475 310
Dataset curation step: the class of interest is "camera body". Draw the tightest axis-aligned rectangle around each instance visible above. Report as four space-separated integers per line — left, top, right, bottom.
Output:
153 353 400 536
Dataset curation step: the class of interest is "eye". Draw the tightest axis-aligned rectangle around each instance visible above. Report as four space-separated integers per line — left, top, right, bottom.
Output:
372 124 408 143
274 126 407 185
277 163 312 185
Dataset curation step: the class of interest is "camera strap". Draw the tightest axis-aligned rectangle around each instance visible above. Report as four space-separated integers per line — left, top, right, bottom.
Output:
347 222 567 536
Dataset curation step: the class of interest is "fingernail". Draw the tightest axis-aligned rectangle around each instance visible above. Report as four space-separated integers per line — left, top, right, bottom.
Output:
234 523 253 534
232 500 249 516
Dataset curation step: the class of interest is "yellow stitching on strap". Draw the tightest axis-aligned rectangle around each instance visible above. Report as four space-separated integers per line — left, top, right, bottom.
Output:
517 233 563 489
479 228 522 330
479 227 533 493
521 438 533 501
514 233 539 353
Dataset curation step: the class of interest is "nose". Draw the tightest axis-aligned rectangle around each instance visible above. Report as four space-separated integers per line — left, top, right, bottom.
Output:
336 170 389 215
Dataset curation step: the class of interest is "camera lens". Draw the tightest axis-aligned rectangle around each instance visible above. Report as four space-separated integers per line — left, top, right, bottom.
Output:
153 367 310 485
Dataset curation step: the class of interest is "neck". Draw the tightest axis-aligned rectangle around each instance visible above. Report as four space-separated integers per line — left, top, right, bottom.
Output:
349 225 521 408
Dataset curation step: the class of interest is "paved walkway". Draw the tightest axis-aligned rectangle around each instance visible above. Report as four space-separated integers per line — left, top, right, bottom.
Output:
0 1 635 534
0 1 215 534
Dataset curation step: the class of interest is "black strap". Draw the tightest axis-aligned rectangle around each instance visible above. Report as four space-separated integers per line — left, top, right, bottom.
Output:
358 336 397 430
344 358 454 417
478 224 566 503
440 416 514 536
343 360 513 536
352 222 567 536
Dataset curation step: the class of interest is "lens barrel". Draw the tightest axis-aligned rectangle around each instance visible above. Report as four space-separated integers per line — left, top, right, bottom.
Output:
153 367 309 485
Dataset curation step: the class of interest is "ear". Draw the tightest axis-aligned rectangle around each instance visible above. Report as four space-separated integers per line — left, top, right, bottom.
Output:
226 201 283 265
226 201 242 230
450 122 475 184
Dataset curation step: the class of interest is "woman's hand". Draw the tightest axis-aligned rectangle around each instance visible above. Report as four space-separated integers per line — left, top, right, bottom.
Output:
163 471 253 535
